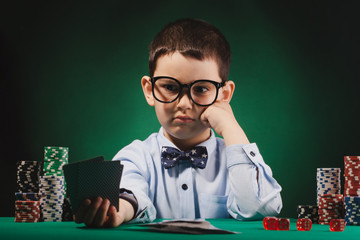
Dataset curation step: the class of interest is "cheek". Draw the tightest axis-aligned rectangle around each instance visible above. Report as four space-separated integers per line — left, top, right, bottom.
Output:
154 103 174 123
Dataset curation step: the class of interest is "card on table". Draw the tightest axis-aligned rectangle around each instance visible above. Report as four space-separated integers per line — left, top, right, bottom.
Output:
140 219 238 234
63 156 123 213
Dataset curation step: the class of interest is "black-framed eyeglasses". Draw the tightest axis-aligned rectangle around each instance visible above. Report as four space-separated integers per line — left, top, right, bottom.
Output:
151 76 225 106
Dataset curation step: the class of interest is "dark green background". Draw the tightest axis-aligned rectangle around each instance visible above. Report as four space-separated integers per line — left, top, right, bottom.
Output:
1 0 359 218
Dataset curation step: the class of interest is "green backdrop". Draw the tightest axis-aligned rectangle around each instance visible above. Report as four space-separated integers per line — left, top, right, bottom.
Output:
2 0 359 218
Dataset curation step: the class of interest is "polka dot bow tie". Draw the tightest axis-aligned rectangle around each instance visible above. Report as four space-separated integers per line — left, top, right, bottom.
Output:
160 146 208 169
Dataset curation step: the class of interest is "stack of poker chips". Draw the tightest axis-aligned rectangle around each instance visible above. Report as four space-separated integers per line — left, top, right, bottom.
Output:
316 168 341 204
344 156 360 225
14 200 40 222
297 205 319 223
16 161 42 193
318 194 344 225
40 146 69 222
15 161 42 223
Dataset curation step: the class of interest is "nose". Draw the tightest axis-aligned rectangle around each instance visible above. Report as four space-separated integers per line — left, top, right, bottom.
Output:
176 89 193 109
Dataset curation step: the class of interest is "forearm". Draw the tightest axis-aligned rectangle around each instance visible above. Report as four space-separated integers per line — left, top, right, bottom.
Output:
119 199 135 222
226 144 282 220
222 122 250 146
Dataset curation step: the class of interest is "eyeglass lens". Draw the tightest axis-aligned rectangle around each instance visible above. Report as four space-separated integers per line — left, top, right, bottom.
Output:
153 77 218 106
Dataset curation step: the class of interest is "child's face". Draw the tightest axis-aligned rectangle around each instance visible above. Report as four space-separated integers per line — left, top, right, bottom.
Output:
142 51 224 147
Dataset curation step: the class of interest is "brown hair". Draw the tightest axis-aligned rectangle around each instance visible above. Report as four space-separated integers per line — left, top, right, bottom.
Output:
149 18 231 82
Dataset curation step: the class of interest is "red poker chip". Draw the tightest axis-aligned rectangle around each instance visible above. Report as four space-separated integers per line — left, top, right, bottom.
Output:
15 206 40 212
345 182 360 186
318 194 343 198
318 210 343 215
344 185 360 190
318 205 344 210
345 163 360 167
15 204 40 208
344 156 360 160
15 201 40 206
15 211 38 215
318 201 343 206
15 210 40 215
319 215 343 219
345 180 360 184
14 205 40 209
319 200 344 205
15 215 39 219
318 209 344 213
344 167 360 171
345 178 360 182
320 215 342 218
15 215 40 219
345 161 360 165
320 216 343 219
15 208 39 211
344 191 360 195
15 219 40 222
319 197 343 202
345 166 360 170
318 199 343 204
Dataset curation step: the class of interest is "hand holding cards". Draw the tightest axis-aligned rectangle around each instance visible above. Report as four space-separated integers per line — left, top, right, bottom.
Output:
63 156 123 213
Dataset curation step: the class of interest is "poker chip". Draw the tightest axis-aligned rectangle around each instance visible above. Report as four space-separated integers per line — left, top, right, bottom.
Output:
15 193 40 201
344 196 360 225
297 205 319 223
343 156 360 225
16 161 42 193
39 175 65 222
14 201 40 223
316 168 341 204
39 147 69 222
43 146 68 177
14 146 70 223
317 194 344 225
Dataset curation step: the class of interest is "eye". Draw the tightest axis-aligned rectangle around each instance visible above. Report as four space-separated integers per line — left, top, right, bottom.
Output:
162 84 179 92
193 85 209 93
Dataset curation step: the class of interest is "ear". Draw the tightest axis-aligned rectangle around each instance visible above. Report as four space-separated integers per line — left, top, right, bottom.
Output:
220 80 235 102
141 76 155 106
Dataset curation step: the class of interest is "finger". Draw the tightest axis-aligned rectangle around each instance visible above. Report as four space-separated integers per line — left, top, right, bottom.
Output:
200 109 212 129
83 197 103 226
74 198 91 223
93 198 110 227
105 205 123 228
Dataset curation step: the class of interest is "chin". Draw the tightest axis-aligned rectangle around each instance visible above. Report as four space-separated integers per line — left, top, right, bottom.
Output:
165 125 207 141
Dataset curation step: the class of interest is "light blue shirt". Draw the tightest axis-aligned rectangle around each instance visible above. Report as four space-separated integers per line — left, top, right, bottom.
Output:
113 127 282 223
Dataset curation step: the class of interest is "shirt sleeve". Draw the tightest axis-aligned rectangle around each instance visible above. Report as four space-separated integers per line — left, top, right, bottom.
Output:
226 143 282 220
112 140 157 223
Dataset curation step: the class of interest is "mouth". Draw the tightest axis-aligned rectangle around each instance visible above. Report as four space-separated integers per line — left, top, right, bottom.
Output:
173 115 194 123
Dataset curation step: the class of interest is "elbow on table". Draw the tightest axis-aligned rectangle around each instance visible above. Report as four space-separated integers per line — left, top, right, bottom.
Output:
230 194 283 221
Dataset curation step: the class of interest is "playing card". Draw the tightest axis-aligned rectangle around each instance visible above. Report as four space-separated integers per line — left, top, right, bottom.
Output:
63 156 123 213
140 219 238 234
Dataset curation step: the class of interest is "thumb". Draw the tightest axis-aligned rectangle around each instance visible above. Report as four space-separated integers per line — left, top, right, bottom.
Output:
105 205 124 228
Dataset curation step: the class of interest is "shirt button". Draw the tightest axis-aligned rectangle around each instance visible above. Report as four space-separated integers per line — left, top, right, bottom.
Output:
182 184 188 190
250 151 256 157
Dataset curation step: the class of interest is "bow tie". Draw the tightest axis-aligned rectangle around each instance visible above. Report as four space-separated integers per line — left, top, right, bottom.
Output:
161 146 208 169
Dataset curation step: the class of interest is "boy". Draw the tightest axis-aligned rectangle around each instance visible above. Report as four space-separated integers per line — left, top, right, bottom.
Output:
75 18 282 228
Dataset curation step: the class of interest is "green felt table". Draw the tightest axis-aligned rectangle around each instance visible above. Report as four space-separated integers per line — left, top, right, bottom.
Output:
1 217 359 240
